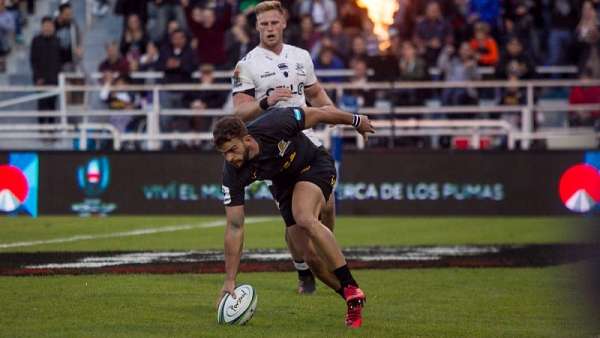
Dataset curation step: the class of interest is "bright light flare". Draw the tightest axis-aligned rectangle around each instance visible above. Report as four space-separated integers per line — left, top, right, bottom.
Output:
355 0 399 51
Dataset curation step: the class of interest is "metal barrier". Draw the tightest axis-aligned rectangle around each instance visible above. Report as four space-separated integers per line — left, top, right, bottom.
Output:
0 74 599 150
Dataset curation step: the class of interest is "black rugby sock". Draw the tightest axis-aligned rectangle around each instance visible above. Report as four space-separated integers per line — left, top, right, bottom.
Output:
333 264 358 289
294 260 313 278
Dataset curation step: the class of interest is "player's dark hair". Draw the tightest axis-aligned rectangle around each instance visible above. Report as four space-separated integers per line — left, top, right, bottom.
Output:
213 116 248 147
59 3 71 13
41 16 54 24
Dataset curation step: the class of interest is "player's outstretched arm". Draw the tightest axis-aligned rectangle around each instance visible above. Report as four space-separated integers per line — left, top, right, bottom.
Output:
233 89 293 122
218 205 246 304
303 106 375 140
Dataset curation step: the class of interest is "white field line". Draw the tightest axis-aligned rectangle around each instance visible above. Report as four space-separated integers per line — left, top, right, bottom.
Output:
0 217 274 249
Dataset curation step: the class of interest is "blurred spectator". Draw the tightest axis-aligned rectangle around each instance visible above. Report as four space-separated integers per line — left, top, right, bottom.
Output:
157 27 197 132
501 75 526 105
147 0 187 43
327 19 351 59
342 57 375 108
55 2 82 71
92 0 110 17
397 41 428 82
6 0 23 44
470 22 499 66
568 68 600 126
114 0 148 26
348 35 368 62
447 0 470 44
496 37 535 79
414 1 453 67
98 41 131 78
182 0 232 68
503 0 537 56
361 19 380 57
291 15 321 55
120 14 148 69
159 19 182 49
468 0 500 29
99 73 140 133
139 41 161 72
313 46 345 83
339 2 363 35
547 0 579 66
225 13 255 68
576 1 600 77
30 16 61 124
438 42 481 106
298 0 337 32
183 64 227 133
0 0 14 69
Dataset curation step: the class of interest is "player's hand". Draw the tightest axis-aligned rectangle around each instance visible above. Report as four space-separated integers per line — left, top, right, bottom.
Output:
356 114 375 142
216 280 236 308
267 87 292 106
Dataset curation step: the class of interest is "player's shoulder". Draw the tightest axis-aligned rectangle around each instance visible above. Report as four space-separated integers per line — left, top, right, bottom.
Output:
284 44 312 59
235 47 261 66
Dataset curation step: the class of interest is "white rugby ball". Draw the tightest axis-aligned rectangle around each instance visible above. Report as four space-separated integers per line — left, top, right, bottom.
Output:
217 284 258 325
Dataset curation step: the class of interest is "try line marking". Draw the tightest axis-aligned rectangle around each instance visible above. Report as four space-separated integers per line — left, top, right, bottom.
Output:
0 217 274 249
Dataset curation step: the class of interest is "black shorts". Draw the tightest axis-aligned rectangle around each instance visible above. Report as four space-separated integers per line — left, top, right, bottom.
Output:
270 149 337 227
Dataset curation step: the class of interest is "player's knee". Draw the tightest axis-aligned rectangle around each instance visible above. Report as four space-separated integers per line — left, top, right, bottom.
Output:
293 213 318 232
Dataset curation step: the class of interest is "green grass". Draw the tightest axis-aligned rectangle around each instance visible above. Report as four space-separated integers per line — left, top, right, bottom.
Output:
0 267 597 338
0 216 595 252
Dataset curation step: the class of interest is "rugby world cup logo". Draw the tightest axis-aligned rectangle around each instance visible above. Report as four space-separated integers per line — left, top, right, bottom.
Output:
77 157 110 197
72 156 116 215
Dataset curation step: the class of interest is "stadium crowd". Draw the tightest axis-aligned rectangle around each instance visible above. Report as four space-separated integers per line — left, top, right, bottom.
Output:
16 0 600 147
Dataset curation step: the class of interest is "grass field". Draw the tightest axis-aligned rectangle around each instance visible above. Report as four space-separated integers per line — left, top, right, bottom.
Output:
0 216 599 337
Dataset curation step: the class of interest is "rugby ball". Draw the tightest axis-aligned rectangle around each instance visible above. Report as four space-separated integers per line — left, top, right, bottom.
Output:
217 284 257 325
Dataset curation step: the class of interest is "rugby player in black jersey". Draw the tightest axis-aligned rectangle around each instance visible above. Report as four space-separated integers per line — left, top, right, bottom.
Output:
214 106 374 328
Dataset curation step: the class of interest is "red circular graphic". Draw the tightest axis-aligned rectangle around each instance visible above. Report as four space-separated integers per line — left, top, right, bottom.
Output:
559 164 600 213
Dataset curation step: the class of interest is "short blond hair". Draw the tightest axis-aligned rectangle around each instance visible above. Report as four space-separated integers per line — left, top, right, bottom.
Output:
254 1 285 16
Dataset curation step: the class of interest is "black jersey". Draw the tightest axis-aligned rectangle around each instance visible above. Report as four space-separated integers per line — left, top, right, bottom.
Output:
222 107 319 206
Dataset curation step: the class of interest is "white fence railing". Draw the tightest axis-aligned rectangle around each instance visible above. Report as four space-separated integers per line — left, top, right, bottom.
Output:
0 75 599 150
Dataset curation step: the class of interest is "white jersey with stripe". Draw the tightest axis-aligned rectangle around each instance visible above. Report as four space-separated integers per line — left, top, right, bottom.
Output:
232 44 322 146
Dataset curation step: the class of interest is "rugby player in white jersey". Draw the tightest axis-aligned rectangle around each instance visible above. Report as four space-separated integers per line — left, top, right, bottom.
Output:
231 1 338 295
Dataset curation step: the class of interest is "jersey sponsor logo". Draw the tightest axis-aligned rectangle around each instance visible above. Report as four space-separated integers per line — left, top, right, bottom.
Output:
283 152 297 170
260 71 276 78
295 63 306 76
277 140 291 157
222 185 232 205
266 83 304 97
300 165 311 174
232 67 242 88
278 63 289 77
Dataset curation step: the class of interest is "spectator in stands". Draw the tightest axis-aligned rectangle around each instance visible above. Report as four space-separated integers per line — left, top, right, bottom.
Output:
361 19 380 57
569 68 600 126
468 0 500 30
503 0 537 55
98 41 131 78
447 0 470 45
496 37 535 79
54 2 82 72
30 16 61 124
225 13 256 68
414 1 453 67
0 0 14 70
438 41 481 106
92 0 110 17
99 73 140 134
183 64 227 133
120 14 148 67
139 41 160 72
6 0 23 44
147 0 187 43
342 57 375 108
158 28 196 135
291 15 321 55
314 46 345 83
394 40 429 106
338 2 363 35
298 0 337 32
547 0 579 66
182 0 232 68
159 19 182 49
470 22 499 66
348 35 368 62
327 19 351 60
576 1 600 77
115 0 148 26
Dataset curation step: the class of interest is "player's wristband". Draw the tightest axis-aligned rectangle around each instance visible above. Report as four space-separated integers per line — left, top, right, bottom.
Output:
259 97 269 111
352 114 361 128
